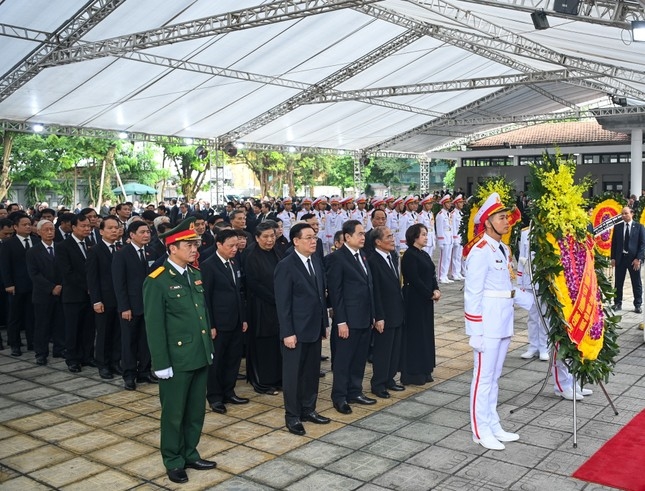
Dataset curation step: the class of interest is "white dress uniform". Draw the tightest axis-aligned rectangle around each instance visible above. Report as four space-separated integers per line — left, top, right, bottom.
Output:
397 211 418 252
314 208 328 254
517 227 548 360
277 209 296 240
324 209 343 251
464 192 533 451
351 208 371 232
419 209 436 257
435 205 453 282
450 207 464 280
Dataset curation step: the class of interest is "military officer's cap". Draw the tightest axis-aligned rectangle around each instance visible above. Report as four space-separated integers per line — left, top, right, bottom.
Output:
420 195 434 205
474 192 510 225
439 194 452 205
159 216 199 245
452 194 464 205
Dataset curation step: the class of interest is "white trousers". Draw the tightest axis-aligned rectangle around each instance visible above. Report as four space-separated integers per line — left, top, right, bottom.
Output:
438 244 452 280
526 299 548 354
470 336 511 439
552 345 576 392
451 243 464 278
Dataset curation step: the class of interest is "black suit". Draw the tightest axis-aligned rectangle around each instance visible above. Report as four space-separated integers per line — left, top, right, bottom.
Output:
201 253 246 404
0 235 40 351
368 250 404 393
611 220 645 308
274 251 327 423
26 242 65 359
325 245 375 405
56 236 94 367
87 241 121 371
111 243 156 381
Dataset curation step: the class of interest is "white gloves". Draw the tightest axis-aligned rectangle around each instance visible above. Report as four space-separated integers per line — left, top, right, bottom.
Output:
469 335 485 353
154 367 174 379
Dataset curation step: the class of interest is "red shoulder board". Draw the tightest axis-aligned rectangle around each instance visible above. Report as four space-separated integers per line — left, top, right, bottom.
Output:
477 240 488 249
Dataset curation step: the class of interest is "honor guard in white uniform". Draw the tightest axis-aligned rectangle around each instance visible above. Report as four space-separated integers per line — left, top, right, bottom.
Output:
419 195 436 258
277 197 296 241
339 197 353 223
313 196 329 253
435 194 453 283
464 192 533 451
296 197 313 220
387 198 404 254
396 195 419 252
351 195 371 232
450 194 465 280
324 196 344 254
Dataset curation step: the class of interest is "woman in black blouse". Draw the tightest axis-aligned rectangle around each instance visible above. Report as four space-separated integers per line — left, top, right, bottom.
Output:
400 223 441 385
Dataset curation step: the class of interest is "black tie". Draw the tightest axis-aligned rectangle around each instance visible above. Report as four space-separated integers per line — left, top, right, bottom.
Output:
354 252 366 274
139 248 147 271
225 261 235 284
625 223 631 248
499 245 506 259
47 246 54 257
24 238 30 250
65 233 70 240
182 270 190 285
307 258 316 278
110 244 116 254
387 254 398 277
80 241 86 256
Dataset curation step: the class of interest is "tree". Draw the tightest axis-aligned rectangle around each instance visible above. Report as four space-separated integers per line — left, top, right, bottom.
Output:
238 150 287 197
161 144 210 200
444 165 456 189
367 157 413 188
326 155 356 195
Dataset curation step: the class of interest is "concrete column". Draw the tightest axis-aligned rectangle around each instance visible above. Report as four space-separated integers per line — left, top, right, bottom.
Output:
631 128 643 196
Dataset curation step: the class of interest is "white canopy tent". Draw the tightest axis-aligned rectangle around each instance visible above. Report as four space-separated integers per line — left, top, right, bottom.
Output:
1 0 644 157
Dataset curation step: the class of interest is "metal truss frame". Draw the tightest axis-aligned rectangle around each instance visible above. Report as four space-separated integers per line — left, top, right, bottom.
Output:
353 157 364 195
40 0 376 67
450 0 645 28
419 159 430 194
0 0 126 103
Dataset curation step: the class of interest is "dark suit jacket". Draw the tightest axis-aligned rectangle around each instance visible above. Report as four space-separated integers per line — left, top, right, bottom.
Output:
325 245 375 329
274 251 327 342
201 254 246 332
55 236 89 303
611 221 645 262
86 241 118 309
26 242 61 303
368 250 405 327
0 235 41 293
111 243 155 315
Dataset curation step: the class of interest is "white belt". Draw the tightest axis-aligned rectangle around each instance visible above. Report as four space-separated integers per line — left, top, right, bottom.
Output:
483 289 515 298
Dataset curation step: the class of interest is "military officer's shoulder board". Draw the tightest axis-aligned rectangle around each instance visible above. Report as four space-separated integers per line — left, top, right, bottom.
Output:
149 266 165 278
477 240 488 249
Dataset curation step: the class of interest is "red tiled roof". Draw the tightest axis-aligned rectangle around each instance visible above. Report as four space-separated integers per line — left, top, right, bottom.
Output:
469 121 630 148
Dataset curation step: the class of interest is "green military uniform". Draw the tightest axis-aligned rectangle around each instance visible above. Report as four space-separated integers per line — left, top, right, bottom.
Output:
143 260 214 471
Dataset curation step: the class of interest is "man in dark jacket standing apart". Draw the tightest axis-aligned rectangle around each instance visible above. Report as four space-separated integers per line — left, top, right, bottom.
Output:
143 217 216 484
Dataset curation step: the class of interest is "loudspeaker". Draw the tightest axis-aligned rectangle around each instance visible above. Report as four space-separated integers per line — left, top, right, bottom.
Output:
531 11 549 30
554 0 580 15
223 143 237 157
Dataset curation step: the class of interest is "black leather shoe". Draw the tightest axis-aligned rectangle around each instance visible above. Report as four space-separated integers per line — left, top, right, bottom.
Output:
167 467 188 483
612 304 622 311
185 459 217 470
124 379 136 391
111 364 123 375
136 375 158 384
388 384 405 392
372 389 390 399
319 370 326 378
236 373 246 380
636 307 643 314
82 359 97 368
36 357 47 366
68 364 81 373
321 355 329 361
210 402 227 414
99 368 114 379
349 394 377 405
286 420 306 436
10 349 22 357
301 411 331 424
52 352 64 359
426 374 434 383
223 394 249 404
333 401 352 414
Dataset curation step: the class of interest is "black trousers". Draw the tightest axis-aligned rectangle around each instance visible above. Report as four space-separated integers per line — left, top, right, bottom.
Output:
331 326 371 404
33 299 65 359
63 301 95 366
281 338 321 423
615 255 643 307
207 329 243 403
7 291 34 350
370 324 402 393
95 306 121 370
120 314 151 380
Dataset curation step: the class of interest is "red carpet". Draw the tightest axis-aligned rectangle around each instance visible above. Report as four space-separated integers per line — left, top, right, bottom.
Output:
573 409 645 491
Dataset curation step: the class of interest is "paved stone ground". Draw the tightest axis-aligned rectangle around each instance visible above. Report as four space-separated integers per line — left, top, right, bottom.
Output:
0 277 643 490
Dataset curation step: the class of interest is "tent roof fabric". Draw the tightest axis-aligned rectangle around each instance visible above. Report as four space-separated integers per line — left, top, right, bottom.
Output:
0 0 644 155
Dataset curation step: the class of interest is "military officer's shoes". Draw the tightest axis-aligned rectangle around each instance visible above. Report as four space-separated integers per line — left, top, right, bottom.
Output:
555 388 583 401
473 435 505 451
167 467 188 483
493 430 520 442
210 402 227 414
223 394 249 404
539 352 550 361
185 459 216 470
301 411 330 424
520 349 538 359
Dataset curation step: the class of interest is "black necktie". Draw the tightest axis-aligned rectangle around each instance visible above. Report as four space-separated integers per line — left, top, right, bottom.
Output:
182 270 190 285
65 233 70 240
47 246 54 257
387 254 398 277
139 248 147 268
110 244 116 254
80 241 86 257
225 261 235 284
354 252 366 274
24 238 30 250
307 258 316 278
499 245 506 259
625 223 631 247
